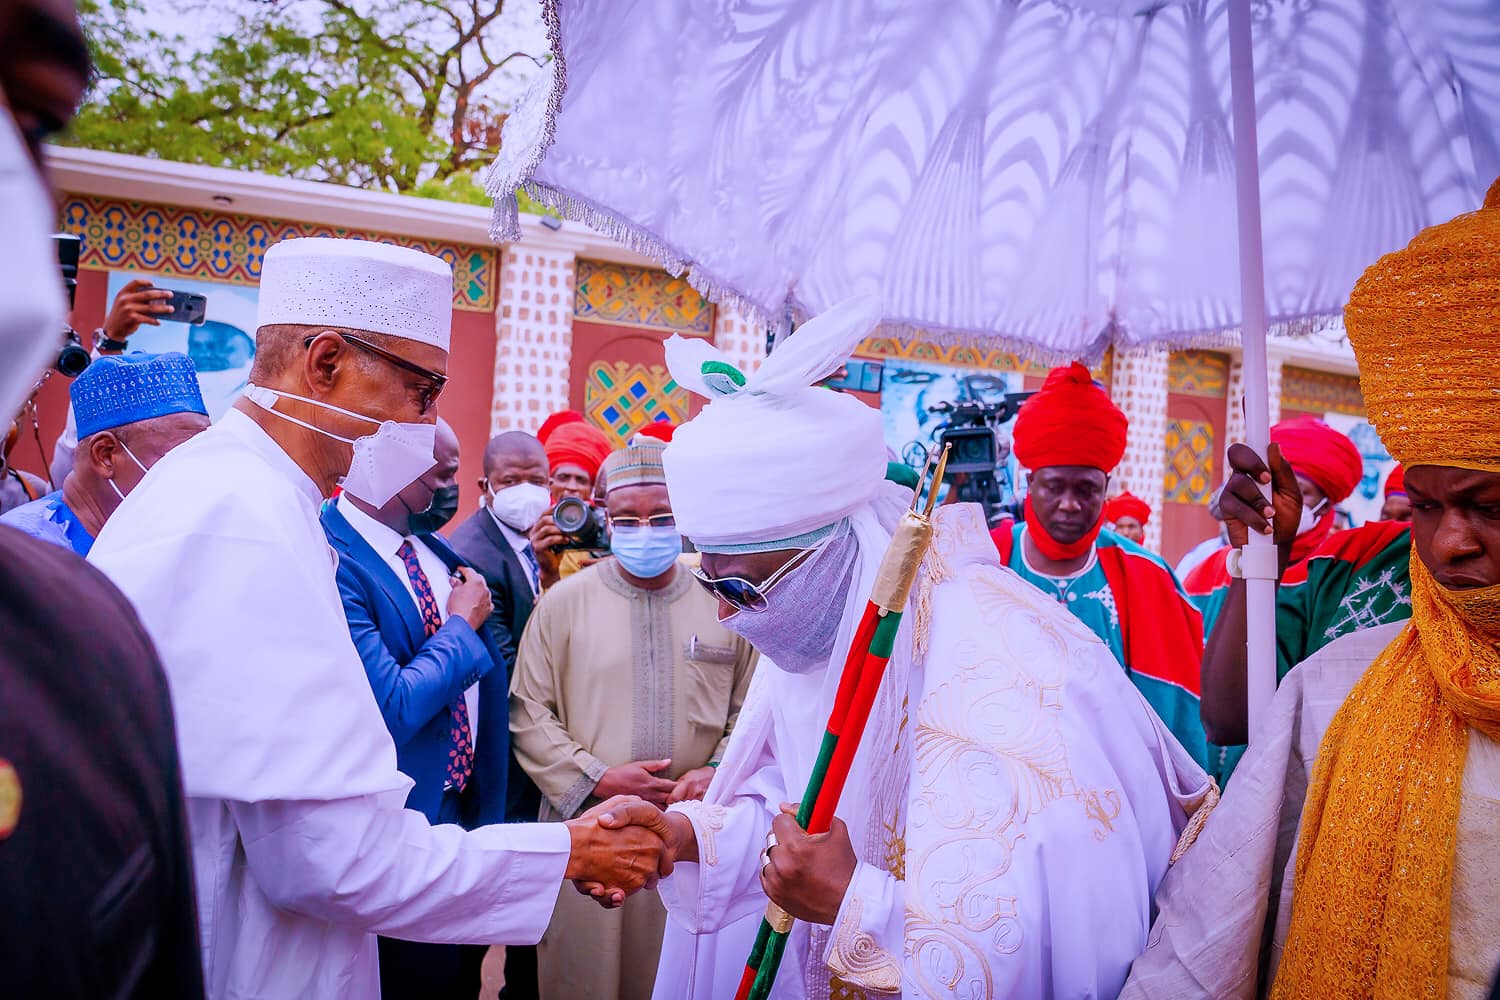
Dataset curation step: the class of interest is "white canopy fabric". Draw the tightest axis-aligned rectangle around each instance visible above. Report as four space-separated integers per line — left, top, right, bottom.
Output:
489 0 1499 361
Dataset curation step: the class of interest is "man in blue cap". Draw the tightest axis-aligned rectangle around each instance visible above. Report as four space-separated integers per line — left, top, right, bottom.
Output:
2 352 209 555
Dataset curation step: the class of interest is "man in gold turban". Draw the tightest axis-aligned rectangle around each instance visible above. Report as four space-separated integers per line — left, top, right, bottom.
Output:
1122 181 1500 1000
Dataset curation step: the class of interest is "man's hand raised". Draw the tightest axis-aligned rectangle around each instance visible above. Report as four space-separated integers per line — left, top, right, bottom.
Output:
101 279 172 347
564 796 673 908
1213 442 1304 553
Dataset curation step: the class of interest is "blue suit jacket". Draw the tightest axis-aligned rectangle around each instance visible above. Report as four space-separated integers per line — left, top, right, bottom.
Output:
322 503 510 827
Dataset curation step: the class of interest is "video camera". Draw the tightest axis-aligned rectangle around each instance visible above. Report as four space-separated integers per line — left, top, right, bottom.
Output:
552 496 609 553
928 390 1034 523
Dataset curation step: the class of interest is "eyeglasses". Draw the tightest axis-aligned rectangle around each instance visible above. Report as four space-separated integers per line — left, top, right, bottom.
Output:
305 333 448 414
690 540 826 614
608 514 677 529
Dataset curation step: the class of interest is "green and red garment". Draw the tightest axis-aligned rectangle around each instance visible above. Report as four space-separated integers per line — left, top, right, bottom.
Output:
992 522 1209 770
1184 519 1413 781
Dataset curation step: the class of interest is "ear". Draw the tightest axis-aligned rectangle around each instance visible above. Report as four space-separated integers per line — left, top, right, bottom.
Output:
87 431 120 478
303 330 350 396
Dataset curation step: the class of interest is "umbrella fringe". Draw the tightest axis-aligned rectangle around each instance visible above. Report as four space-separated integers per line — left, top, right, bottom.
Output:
484 0 567 243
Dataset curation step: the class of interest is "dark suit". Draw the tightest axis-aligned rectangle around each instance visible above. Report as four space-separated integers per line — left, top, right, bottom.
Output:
447 507 544 1000
322 504 510 999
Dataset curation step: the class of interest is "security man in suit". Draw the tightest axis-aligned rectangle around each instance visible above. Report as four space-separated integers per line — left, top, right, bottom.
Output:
448 430 552 1000
321 419 506 1000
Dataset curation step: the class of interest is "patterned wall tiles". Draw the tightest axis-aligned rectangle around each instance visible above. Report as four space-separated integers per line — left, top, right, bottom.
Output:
584 361 691 447
855 336 1112 388
1281 364 1365 416
1163 419 1217 505
574 259 715 335
713 303 767 374
490 245 575 433
60 195 496 312
1111 350 1169 550
1167 350 1230 397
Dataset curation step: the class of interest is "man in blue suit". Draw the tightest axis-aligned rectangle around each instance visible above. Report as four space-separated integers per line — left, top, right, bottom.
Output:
322 419 506 1000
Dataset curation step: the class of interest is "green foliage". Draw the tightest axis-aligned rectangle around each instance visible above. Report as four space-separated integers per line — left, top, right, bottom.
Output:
67 0 544 203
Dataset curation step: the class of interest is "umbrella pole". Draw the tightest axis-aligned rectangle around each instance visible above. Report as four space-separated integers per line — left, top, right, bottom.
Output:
1227 0 1277 741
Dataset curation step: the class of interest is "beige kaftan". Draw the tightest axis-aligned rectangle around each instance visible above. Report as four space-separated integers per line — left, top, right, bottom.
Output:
510 557 757 1000
1122 621 1500 1000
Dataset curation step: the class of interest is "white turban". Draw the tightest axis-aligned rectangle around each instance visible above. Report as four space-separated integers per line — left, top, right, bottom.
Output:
663 295 887 551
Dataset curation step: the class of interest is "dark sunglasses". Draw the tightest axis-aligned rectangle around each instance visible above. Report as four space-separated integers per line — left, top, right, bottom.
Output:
689 541 826 614
305 333 448 413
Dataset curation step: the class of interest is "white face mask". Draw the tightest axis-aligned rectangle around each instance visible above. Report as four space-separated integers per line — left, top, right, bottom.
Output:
106 439 152 503
486 481 551 532
1297 498 1329 536
0 112 68 423
243 383 436 507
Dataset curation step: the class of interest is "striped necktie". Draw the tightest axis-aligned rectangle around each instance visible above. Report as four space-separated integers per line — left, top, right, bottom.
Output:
397 540 473 791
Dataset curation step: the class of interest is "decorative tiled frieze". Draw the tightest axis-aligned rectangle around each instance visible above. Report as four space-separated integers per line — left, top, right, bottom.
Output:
59 194 496 311
574 259 715 334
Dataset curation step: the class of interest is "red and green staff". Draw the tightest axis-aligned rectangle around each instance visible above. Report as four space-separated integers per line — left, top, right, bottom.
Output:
734 447 949 1000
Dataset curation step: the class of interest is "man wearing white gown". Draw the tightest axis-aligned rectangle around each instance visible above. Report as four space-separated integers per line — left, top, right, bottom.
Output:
637 296 1214 999
88 237 668 999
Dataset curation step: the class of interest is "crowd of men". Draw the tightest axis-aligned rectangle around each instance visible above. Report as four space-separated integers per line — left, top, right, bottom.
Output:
4 2 1500 999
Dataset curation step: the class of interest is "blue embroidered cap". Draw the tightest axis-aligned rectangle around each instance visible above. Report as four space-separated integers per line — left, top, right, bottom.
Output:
72 352 209 439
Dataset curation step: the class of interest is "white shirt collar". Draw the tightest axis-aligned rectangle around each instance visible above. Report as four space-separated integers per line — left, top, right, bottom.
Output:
486 504 535 556
337 492 409 558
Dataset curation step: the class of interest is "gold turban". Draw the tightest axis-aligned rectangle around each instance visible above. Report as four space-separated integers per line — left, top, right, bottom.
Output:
1344 177 1500 473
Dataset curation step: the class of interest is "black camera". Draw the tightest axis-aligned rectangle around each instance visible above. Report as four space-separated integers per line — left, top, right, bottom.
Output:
552 496 609 552
926 388 1036 524
52 233 90 378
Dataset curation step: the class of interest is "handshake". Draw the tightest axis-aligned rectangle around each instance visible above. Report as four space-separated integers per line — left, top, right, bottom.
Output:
562 795 696 908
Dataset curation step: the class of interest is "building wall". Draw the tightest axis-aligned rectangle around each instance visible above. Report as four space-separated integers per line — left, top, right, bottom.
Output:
19 193 503 521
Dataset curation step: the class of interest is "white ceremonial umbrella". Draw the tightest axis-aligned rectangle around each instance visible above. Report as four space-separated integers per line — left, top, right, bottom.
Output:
489 0 1500 739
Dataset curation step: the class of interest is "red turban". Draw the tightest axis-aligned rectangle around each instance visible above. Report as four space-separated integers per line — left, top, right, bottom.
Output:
1012 362 1128 473
1270 417 1363 504
545 422 612 480
1104 490 1152 526
537 409 585 444
1384 463 1406 498
635 421 676 443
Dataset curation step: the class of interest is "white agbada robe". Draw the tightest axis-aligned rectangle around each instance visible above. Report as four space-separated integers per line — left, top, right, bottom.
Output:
652 502 1212 999
88 407 570 999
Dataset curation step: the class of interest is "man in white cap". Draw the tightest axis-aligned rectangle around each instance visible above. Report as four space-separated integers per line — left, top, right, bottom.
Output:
639 296 1214 998
87 237 672 999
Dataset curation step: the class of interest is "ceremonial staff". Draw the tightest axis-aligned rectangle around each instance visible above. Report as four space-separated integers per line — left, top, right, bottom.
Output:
734 446 950 1000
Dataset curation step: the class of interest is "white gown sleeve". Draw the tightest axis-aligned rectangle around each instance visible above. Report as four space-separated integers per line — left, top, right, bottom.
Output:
230 795 572 944
822 863 905 994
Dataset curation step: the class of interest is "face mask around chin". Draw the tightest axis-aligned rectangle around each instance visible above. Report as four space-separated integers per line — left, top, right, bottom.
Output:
242 383 436 507
407 483 460 535
1297 500 1328 536
487 481 552 532
720 530 859 675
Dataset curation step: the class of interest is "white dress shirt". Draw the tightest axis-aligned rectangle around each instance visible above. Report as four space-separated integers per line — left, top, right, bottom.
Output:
337 493 479 746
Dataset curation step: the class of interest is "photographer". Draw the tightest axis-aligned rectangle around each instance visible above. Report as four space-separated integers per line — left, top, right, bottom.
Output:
0 417 48 514
530 419 612 588
48 278 175 484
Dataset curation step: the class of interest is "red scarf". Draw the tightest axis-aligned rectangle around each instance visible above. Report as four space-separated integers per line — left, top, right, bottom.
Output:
1023 497 1104 562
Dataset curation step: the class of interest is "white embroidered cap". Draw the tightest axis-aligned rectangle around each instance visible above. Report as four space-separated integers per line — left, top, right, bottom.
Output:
256 237 453 351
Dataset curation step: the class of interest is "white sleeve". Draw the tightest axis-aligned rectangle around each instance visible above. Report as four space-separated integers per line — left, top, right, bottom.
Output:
230 796 572 945
822 863 905 993
657 745 784 935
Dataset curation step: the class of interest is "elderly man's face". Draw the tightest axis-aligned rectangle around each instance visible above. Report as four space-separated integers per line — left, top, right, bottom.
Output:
1405 466 1500 591
333 334 448 427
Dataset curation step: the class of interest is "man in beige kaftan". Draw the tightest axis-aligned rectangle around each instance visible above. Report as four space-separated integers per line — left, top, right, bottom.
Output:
511 437 756 1000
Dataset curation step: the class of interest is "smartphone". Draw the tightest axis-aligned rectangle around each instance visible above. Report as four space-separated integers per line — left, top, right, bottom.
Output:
161 290 208 325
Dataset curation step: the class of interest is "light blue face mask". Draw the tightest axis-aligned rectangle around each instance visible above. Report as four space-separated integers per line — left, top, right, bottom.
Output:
611 525 683 579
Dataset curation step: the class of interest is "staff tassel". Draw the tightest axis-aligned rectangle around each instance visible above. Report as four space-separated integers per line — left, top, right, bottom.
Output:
733 446 950 1000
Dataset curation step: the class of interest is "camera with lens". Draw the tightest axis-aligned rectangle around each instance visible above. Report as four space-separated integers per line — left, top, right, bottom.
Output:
53 233 90 377
927 390 1035 524
552 496 610 553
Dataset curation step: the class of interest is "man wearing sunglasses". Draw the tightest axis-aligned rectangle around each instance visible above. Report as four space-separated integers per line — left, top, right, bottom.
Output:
632 296 1213 1000
87 237 674 1000
511 435 756 1000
